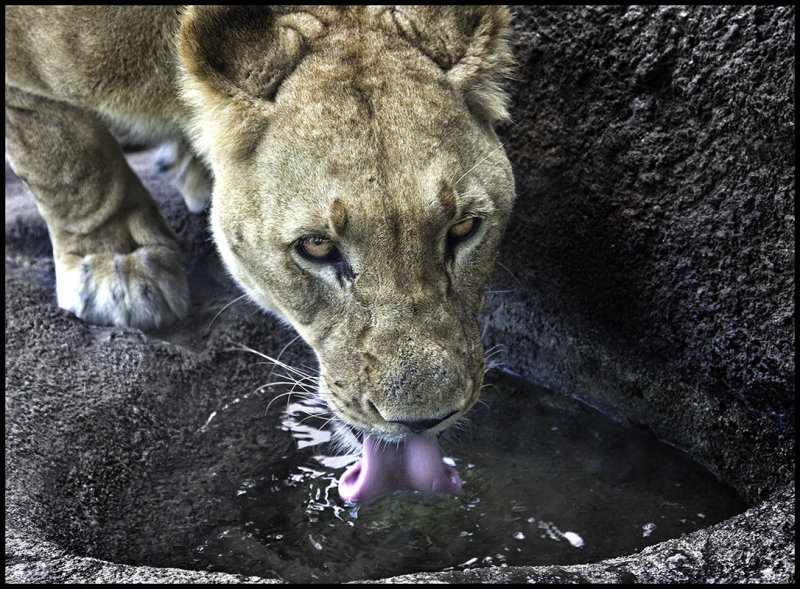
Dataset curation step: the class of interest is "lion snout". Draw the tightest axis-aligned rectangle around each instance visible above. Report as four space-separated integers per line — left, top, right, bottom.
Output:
351 347 481 437
319 303 487 439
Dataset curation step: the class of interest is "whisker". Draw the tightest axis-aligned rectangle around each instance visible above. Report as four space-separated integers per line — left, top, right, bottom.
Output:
207 293 249 330
483 343 508 374
496 261 522 285
268 334 303 381
298 362 320 375
479 383 499 395
236 344 319 381
266 371 320 385
297 412 333 427
483 343 507 356
315 416 340 430
253 370 318 384
484 353 507 366
484 361 510 374
454 140 509 187
260 373 319 392
257 380 318 394
229 343 326 420
264 388 312 414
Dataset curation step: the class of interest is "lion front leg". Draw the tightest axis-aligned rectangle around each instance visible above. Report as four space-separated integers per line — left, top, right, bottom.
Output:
155 138 212 213
5 87 189 329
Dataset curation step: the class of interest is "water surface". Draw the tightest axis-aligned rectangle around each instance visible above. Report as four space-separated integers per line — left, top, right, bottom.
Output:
181 371 745 582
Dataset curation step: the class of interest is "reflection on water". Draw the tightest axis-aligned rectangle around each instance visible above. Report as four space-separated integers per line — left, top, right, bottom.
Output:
186 372 745 582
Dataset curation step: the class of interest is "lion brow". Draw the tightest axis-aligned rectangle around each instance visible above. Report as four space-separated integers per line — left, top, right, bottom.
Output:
328 197 350 236
457 189 495 217
436 182 458 220
437 181 494 219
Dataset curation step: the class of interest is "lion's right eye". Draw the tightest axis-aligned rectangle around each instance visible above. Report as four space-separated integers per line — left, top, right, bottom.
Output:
295 236 356 284
296 236 341 264
447 217 481 244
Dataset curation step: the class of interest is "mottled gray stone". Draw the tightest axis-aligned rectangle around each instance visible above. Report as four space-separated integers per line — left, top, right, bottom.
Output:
485 4 794 505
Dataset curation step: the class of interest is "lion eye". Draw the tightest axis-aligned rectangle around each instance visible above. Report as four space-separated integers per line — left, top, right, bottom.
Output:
447 217 481 244
297 236 340 263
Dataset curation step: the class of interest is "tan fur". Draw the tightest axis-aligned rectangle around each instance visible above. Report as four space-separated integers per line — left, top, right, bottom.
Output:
5 6 515 440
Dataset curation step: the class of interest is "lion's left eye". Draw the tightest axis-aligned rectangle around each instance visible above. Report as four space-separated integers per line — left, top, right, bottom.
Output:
297 236 341 264
447 217 481 246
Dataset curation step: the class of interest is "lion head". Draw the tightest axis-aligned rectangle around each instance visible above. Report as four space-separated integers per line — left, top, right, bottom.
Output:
178 6 515 501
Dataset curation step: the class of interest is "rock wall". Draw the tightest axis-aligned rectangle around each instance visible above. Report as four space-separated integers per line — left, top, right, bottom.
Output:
483 4 794 503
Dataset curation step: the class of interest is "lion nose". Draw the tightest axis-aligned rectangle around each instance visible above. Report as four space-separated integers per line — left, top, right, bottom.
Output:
389 410 459 434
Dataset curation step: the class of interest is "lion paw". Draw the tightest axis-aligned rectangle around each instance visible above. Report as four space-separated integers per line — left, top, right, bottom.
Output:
55 245 189 330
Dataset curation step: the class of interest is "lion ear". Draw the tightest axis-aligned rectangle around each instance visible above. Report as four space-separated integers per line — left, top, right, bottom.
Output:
178 6 323 104
177 6 323 158
387 6 515 123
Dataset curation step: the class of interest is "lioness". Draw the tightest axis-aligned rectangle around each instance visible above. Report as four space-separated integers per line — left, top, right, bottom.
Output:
5 6 515 502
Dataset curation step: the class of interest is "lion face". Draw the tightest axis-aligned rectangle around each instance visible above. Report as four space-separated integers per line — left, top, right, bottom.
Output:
179 7 515 445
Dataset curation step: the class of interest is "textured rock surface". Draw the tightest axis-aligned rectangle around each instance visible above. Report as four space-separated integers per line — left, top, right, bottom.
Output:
6 151 296 584
5 5 794 584
483 4 795 504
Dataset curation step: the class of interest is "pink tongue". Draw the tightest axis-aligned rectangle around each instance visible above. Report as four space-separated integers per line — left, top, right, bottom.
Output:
338 434 462 503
